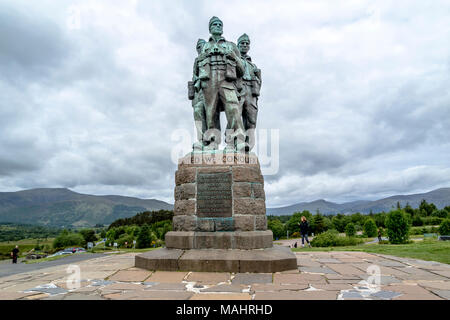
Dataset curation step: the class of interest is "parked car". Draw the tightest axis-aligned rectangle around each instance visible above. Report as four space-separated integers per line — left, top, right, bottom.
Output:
64 247 86 253
48 247 86 258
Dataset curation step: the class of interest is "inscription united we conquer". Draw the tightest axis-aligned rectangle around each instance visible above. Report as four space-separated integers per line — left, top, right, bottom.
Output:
197 172 232 217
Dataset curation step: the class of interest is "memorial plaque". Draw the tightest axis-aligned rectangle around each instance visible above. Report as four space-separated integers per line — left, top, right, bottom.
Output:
197 171 232 217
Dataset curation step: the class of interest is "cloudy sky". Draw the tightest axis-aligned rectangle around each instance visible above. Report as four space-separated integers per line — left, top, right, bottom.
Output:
1 0 449 207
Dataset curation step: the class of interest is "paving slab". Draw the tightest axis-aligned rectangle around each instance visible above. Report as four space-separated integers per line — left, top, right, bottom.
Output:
254 290 338 300
296 258 321 267
376 260 409 267
325 274 362 280
336 258 366 263
310 283 354 291
104 290 193 300
316 258 342 264
383 284 443 300
274 273 326 285
299 267 337 274
0 291 42 300
231 273 272 285
186 272 230 284
341 291 364 299
428 270 450 278
370 290 403 300
91 280 114 286
190 293 252 300
417 281 450 290
63 293 106 300
145 283 187 291
325 264 366 276
250 283 309 292
108 270 152 282
430 290 450 300
71 286 101 293
25 285 68 295
201 284 245 293
102 283 144 291
146 271 188 283
328 279 365 284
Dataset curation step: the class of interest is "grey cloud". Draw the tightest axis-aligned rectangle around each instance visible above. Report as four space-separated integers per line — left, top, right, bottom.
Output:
0 5 70 82
1 1 449 209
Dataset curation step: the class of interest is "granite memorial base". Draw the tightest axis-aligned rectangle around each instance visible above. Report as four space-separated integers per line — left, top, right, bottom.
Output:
135 152 297 272
135 246 297 273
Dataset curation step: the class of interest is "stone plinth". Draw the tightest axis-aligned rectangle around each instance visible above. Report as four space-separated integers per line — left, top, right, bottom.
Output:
135 246 298 273
135 151 296 272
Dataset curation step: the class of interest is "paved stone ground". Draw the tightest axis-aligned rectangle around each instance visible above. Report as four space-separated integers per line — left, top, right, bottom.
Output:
0 250 449 300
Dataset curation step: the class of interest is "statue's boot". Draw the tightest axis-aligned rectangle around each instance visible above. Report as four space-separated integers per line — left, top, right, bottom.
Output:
236 142 250 153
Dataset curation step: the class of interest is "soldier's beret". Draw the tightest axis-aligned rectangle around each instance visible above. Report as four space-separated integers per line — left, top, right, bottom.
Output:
209 16 223 29
238 33 250 45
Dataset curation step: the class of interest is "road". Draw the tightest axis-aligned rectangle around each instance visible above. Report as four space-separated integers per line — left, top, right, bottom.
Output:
0 253 104 278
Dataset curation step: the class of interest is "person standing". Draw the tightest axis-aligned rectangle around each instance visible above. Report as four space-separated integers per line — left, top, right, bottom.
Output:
11 245 19 264
378 228 383 243
298 217 311 248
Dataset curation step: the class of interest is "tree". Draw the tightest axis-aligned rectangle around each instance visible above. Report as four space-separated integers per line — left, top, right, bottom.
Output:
331 214 346 233
363 219 377 237
136 224 152 249
268 219 285 239
404 203 415 216
419 200 437 217
438 219 450 235
312 213 326 234
345 223 356 237
79 229 97 243
386 210 410 244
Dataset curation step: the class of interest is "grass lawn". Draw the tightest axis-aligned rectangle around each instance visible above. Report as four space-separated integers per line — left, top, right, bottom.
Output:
291 238 450 264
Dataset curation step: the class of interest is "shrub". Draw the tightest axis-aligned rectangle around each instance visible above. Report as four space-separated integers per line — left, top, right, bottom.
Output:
53 230 86 249
439 219 450 235
311 230 363 247
345 223 356 237
363 219 378 237
386 210 410 244
291 232 300 238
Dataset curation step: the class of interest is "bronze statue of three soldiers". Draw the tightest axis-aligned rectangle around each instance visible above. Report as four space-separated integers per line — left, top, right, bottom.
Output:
188 16 261 153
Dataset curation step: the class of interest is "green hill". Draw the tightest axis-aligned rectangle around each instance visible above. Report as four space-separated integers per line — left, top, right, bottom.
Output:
0 188 173 228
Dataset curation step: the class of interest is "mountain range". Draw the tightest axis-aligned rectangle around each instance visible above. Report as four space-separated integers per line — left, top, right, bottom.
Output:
0 187 449 228
266 188 450 215
0 188 172 228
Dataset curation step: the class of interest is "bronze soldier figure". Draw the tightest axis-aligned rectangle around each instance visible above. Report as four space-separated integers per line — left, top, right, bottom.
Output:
237 33 261 151
189 39 207 151
198 16 246 151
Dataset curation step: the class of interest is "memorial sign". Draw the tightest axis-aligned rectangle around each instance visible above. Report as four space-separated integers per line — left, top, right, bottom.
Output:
197 172 232 217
